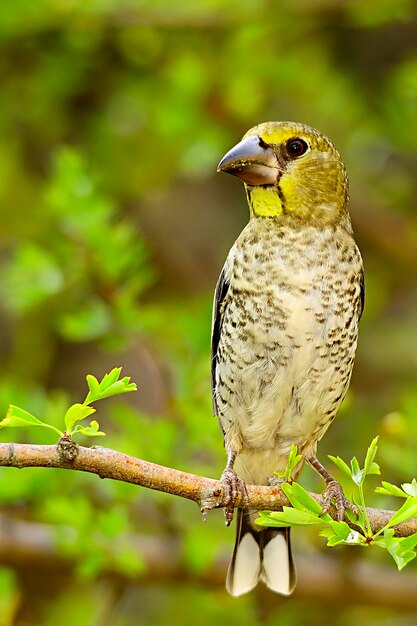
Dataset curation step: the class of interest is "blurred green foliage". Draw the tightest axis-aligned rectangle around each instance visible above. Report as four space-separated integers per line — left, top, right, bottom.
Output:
0 1 416 625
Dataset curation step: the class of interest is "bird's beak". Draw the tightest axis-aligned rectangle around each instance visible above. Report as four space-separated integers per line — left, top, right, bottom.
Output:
217 135 281 185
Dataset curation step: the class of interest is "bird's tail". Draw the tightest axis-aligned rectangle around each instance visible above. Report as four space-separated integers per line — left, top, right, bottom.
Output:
226 509 296 597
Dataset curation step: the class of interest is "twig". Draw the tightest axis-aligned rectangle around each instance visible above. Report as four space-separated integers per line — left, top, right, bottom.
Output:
0 442 415 536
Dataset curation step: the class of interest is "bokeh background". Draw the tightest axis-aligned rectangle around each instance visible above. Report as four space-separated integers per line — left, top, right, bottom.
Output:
0 1 417 625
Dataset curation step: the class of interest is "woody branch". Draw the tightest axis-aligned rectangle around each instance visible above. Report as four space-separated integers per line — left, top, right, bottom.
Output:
0 441 415 537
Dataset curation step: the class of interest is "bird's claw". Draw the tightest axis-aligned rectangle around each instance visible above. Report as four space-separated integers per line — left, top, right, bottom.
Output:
321 479 357 522
219 468 248 526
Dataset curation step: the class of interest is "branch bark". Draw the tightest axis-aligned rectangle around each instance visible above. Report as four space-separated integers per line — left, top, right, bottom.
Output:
0 441 415 537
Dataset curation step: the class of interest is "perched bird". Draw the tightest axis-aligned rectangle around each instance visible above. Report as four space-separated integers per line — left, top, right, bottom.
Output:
212 121 364 596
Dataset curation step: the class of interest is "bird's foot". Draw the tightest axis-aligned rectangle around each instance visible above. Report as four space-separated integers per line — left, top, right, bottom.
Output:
307 455 357 522
321 480 357 522
219 467 248 526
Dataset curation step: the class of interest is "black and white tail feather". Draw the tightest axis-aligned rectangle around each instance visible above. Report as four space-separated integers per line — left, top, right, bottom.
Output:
227 510 296 597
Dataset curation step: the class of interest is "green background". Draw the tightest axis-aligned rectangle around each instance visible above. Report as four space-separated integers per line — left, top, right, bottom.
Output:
0 1 417 624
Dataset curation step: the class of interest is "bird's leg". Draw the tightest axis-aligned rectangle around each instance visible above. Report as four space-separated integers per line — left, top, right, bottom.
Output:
219 449 248 526
307 455 356 522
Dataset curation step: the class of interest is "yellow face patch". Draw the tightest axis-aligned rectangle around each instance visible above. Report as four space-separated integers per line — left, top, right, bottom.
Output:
246 185 284 217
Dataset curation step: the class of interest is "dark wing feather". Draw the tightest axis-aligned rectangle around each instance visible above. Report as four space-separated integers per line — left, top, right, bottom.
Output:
358 268 365 321
211 266 230 417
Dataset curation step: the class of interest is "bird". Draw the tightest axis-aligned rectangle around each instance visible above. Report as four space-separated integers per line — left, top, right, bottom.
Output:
211 121 364 597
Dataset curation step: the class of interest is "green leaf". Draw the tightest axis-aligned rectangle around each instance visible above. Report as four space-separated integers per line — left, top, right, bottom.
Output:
85 374 100 403
64 404 96 433
398 532 417 552
350 456 363 485
321 521 366 547
363 436 380 476
281 482 323 516
335 530 366 546
275 445 302 480
328 454 352 479
375 481 408 498
286 445 303 475
383 529 417 571
85 368 137 404
101 367 122 388
1 405 44 428
344 508 359 526
256 507 323 528
0 405 64 437
402 479 417 497
350 495 366 533
325 520 351 538
72 420 106 437
256 511 277 527
365 461 380 476
386 497 417 528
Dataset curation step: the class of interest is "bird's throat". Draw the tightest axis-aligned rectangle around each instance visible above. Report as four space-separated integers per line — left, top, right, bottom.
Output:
246 185 285 217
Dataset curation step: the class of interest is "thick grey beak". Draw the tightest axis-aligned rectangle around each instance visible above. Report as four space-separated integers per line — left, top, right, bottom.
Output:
217 135 280 185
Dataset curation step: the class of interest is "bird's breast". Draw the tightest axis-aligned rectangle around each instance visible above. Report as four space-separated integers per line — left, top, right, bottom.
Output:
214 221 362 472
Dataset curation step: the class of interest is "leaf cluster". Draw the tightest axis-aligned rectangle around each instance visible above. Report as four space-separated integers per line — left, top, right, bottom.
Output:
0 368 136 439
257 438 417 571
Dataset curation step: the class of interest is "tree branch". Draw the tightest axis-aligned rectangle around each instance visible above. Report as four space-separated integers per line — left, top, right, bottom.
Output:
0 441 415 536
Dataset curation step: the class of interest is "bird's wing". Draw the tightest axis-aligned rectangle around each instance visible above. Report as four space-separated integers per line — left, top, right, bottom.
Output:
211 265 230 417
358 267 365 321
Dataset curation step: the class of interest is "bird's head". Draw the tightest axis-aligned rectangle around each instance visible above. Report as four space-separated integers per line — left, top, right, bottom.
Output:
217 121 349 225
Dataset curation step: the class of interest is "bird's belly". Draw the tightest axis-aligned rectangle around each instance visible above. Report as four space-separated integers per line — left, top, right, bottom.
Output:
215 284 358 473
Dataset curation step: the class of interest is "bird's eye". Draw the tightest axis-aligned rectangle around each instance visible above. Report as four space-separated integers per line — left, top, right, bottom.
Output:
286 138 308 158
